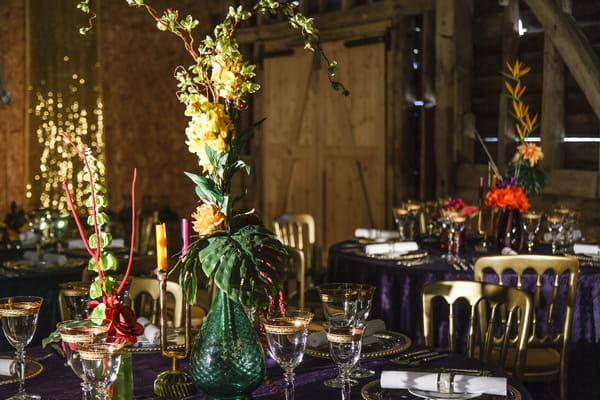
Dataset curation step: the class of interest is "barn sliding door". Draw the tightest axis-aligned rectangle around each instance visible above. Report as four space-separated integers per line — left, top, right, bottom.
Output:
260 39 386 256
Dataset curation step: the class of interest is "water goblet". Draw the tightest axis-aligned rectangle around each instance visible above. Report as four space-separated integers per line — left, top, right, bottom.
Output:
0 296 44 400
58 319 111 400
324 323 366 400
59 281 91 320
316 283 360 388
392 208 409 241
546 214 564 255
263 310 314 400
522 211 542 253
78 338 126 400
350 285 375 379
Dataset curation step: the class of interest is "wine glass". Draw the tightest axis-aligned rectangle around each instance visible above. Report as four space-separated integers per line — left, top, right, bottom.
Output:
324 323 365 400
316 283 359 388
263 310 314 400
405 202 422 240
0 296 44 400
58 319 111 400
546 214 564 255
350 285 375 379
522 211 542 253
59 281 90 320
78 338 126 400
392 208 409 241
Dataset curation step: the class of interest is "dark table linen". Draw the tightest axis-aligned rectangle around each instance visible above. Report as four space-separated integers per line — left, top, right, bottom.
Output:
0 344 531 400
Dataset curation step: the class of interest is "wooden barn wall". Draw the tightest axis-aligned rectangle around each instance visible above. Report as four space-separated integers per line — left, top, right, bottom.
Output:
458 0 600 241
0 1 26 217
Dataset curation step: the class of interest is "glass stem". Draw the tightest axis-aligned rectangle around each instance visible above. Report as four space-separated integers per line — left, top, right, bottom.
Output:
16 345 26 395
341 371 351 400
81 380 91 400
283 369 295 400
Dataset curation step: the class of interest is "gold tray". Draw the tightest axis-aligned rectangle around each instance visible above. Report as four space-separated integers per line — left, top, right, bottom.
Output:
361 379 521 400
306 331 411 359
0 357 43 386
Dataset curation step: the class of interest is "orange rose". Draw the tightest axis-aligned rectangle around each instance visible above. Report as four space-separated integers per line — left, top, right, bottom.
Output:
191 203 226 236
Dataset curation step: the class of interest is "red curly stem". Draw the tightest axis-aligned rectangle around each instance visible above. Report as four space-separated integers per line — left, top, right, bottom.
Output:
115 168 137 298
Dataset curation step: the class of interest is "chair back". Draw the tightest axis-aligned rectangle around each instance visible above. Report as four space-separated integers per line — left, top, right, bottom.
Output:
129 277 183 328
281 245 306 309
273 213 316 286
422 280 532 380
473 255 578 352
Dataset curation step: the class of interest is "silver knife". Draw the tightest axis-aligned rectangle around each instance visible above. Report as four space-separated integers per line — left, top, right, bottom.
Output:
392 349 430 361
407 353 449 366
392 351 439 365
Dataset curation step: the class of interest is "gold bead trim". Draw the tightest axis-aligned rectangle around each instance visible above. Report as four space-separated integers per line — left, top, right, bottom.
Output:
0 302 41 317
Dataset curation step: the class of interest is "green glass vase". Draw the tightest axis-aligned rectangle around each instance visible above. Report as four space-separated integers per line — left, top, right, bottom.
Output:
189 288 265 400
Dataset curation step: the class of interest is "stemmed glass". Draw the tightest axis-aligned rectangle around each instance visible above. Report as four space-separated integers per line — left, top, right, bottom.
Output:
324 323 365 400
405 203 422 240
263 310 314 400
78 338 126 400
546 214 564 255
350 285 375 379
59 281 90 320
0 296 43 400
522 211 542 253
58 320 111 400
392 208 409 241
316 283 359 388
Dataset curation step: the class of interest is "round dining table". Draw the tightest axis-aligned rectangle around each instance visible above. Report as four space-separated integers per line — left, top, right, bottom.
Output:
0 339 531 400
327 237 600 399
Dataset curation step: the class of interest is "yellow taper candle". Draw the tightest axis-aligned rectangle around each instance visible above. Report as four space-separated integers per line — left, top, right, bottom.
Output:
156 223 168 271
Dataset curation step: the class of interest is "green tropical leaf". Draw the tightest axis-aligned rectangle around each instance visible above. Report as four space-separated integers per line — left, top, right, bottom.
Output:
185 171 222 204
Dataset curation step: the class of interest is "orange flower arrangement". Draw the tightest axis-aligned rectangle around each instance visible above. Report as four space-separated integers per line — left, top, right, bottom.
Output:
485 183 530 212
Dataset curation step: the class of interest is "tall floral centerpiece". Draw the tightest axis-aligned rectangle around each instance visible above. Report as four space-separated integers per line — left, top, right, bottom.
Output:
484 61 545 251
77 1 344 399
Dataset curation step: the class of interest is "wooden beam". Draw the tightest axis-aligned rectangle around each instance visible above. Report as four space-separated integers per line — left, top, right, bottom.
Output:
523 0 600 119
496 0 519 171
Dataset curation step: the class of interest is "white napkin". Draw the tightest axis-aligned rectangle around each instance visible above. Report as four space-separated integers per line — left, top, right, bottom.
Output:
355 228 400 241
308 319 386 348
23 251 68 266
18 231 38 247
66 238 125 249
364 242 418 255
573 243 599 255
0 358 15 376
136 317 160 345
380 370 507 396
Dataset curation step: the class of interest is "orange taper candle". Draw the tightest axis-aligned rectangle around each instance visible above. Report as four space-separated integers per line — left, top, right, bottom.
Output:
156 223 168 271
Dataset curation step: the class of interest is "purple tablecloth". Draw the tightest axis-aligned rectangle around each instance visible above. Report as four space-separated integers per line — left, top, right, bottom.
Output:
0 343 531 399
328 239 600 399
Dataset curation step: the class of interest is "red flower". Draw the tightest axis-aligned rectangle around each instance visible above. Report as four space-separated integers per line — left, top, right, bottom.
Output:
106 303 144 344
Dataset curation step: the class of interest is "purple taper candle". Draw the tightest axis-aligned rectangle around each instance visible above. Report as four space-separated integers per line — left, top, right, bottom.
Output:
181 218 190 256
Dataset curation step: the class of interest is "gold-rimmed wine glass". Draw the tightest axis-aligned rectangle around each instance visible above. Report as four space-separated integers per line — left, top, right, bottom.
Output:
58 319 111 400
324 322 366 400
350 285 375 379
546 214 564 255
78 338 126 400
316 283 360 388
0 296 44 400
522 211 542 253
392 208 409 241
59 281 90 320
263 310 314 400
404 202 422 240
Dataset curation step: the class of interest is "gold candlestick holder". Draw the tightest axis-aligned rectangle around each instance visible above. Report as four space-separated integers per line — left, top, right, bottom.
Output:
153 269 197 398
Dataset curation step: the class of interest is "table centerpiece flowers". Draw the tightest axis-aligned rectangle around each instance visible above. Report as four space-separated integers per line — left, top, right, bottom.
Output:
76 1 345 398
483 60 544 251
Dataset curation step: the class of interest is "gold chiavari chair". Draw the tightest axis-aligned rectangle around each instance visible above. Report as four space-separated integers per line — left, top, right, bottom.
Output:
422 280 532 381
473 255 579 400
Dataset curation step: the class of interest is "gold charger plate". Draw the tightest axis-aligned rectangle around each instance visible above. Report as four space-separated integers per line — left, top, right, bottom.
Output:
306 330 411 359
360 379 521 400
366 249 429 263
0 357 43 386
2 258 85 272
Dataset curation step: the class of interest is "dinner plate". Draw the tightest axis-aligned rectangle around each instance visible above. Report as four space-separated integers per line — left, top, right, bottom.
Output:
305 330 411 359
0 357 43 386
408 389 482 399
2 258 85 271
360 380 521 400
